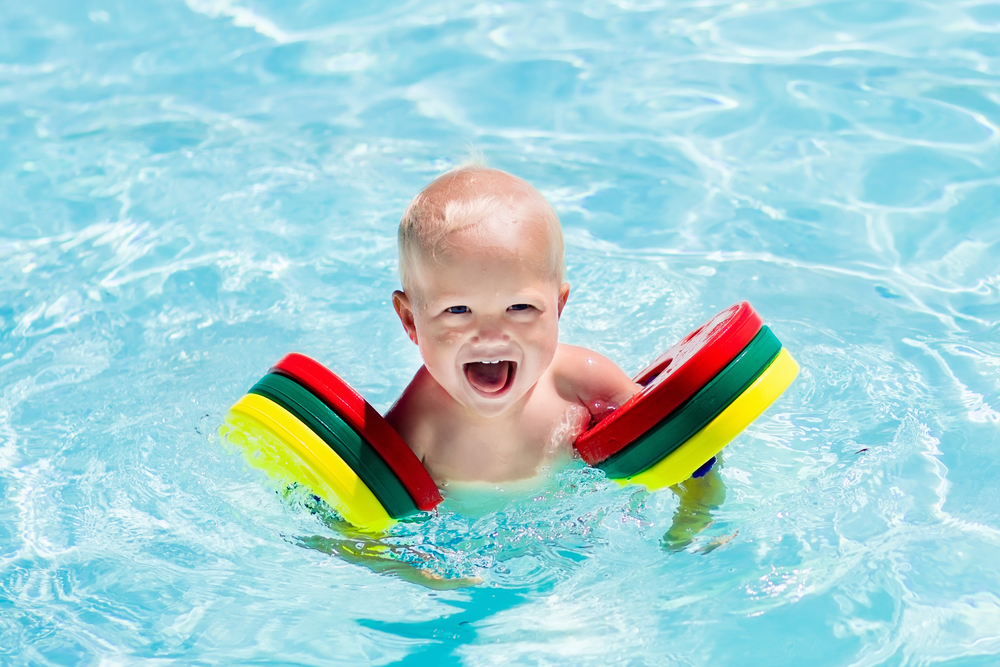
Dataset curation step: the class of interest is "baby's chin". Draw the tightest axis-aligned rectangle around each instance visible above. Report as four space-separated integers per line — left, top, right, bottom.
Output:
456 391 522 418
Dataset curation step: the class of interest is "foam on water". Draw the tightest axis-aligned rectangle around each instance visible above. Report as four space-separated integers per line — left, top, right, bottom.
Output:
2 0 1000 665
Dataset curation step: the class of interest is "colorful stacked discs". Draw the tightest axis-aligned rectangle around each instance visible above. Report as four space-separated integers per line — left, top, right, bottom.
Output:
270 353 441 512
574 302 798 491
220 353 442 532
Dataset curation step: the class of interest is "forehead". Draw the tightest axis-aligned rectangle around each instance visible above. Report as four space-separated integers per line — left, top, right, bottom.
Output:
453 206 552 250
423 212 553 268
409 220 558 297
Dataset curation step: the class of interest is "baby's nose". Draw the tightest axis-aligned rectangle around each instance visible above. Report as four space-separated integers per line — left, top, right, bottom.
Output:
474 320 509 344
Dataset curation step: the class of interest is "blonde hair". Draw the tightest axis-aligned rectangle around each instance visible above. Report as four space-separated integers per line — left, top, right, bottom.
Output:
398 164 565 291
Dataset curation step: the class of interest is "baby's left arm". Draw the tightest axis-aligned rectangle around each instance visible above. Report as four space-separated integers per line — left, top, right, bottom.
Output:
553 344 642 424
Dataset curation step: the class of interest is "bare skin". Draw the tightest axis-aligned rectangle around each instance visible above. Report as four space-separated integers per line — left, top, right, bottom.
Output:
661 460 731 553
387 168 639 484
388 345 637 483
316 166 735 594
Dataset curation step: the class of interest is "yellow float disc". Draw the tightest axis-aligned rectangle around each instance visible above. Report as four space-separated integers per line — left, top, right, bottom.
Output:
622 347 799 491
221 392 394 532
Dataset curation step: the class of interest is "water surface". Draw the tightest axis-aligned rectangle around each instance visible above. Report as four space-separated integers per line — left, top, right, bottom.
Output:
2 1 1000 665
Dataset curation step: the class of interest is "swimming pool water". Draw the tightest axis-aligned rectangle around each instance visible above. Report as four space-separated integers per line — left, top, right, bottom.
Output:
2 0 1000 665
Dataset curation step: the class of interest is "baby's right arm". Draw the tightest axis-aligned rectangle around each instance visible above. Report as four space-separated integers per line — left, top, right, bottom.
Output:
385 366 442 465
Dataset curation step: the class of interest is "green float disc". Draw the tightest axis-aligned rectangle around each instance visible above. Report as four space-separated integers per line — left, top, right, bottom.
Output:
249 373 418 519
599 326 782 479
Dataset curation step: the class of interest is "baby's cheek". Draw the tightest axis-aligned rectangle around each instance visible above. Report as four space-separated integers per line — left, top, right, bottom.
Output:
434 329 464 347
530 324 560 361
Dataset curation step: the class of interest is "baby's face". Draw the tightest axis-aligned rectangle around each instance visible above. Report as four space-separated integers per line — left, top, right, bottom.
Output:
394 221 568 418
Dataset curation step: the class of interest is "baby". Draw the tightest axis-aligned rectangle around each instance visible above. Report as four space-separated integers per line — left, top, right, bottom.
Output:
385 165 640 484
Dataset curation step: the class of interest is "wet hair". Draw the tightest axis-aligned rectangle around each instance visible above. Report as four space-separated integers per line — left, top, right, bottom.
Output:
397 163 566 292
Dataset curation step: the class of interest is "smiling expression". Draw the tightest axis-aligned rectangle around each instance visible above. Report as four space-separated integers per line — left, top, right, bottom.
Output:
393 216 569 419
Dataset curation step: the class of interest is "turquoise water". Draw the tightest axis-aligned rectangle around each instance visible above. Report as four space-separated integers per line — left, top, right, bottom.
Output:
3 0 1000 664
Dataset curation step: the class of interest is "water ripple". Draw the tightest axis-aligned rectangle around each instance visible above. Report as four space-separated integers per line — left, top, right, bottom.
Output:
3 0 1000 664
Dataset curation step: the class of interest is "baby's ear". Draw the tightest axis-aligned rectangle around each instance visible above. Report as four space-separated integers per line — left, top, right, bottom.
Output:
557 283 570 318
392 290 419 344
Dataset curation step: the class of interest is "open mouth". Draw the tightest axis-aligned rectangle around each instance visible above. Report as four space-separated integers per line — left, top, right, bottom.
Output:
463 360 516 396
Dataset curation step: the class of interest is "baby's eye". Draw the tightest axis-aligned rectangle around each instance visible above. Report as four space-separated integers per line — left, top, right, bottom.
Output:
508 304 533 312
445 305 470 315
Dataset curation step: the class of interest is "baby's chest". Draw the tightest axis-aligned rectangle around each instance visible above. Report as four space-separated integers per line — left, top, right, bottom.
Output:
491 388 586 449
426 397 584 481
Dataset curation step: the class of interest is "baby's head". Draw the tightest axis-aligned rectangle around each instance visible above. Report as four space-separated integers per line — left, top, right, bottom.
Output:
397 166 565 292
393 166 570 417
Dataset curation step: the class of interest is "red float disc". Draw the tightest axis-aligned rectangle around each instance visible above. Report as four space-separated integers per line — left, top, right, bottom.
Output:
271 353 443 512
574 302 763 465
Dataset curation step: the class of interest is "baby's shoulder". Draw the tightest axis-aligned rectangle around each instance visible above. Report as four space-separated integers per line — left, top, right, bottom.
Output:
552 343 624 373
548 343 641 418
385 367 450 457
550 344 628 395
551 343 603 374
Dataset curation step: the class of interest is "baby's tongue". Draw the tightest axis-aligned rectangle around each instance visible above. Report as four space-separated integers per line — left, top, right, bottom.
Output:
465 361 511 393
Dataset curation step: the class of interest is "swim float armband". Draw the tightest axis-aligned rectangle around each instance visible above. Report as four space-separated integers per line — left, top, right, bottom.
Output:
219 354 443 532
575 301 798 491
219 302 796 530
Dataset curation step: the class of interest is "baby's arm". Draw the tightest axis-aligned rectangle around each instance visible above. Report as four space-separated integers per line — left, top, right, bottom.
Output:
554 347 731 553
662 457 730 553
552 344 641 424
298 510 481 589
